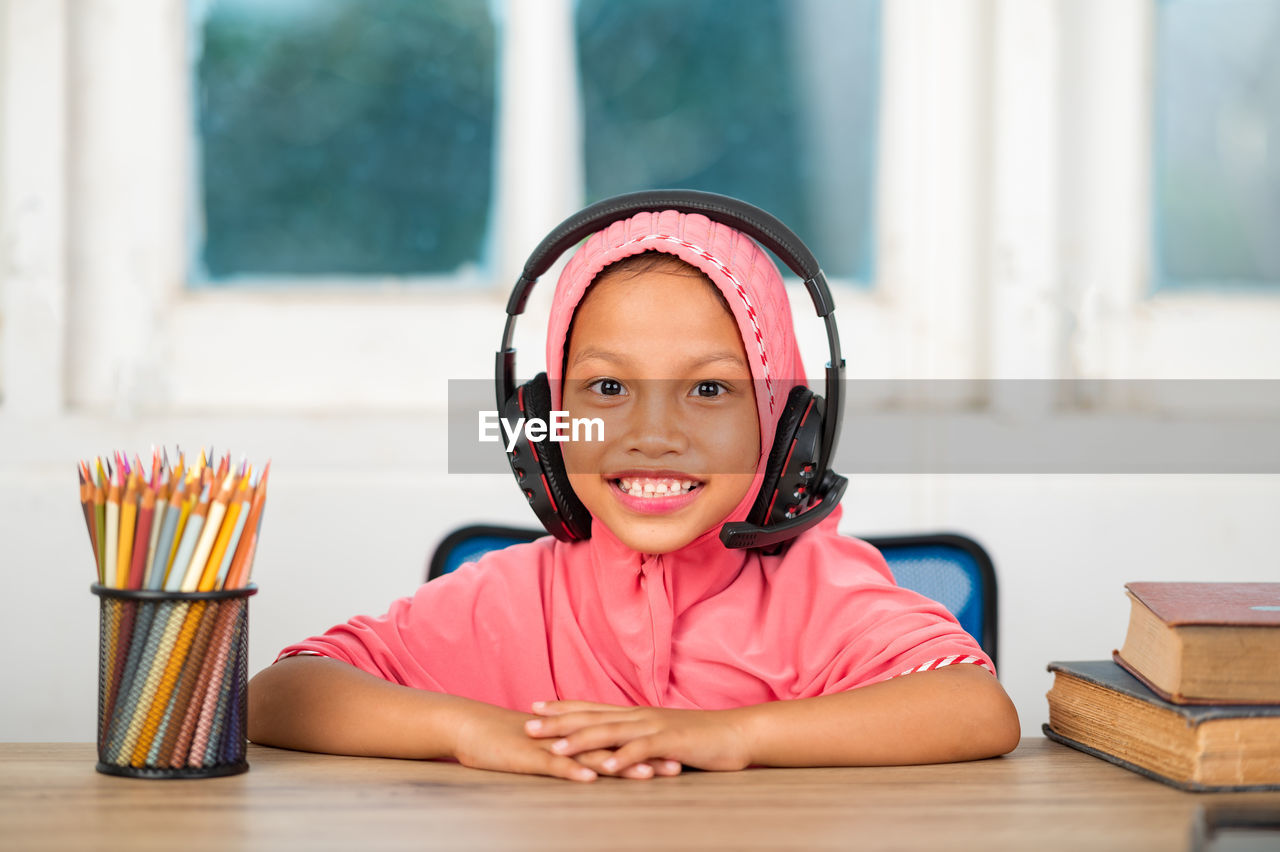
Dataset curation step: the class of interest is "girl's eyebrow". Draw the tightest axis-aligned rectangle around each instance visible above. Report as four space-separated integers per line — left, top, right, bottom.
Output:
571 347 749 372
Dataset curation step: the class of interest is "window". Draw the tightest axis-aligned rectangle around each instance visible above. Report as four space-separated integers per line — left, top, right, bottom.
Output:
191 0 496 282
1056 0 1280 387
189 0 880 287
575 0 880 282
1152 0 1280 289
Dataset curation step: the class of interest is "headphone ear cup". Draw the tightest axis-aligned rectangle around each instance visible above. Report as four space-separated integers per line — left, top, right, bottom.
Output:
747 385 824 528
503 373 593 541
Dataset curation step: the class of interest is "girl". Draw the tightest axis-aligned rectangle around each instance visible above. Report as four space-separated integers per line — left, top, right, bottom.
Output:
248 204 1020 782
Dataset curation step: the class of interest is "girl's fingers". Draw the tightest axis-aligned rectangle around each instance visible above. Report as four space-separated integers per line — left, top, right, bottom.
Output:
541 752 598 783
515 737 595 782
525 710 634 738
525 716 564 737
542 721 649 757
651 759 682 776
575 749 655 779
532 699 625 715
599 736 666 773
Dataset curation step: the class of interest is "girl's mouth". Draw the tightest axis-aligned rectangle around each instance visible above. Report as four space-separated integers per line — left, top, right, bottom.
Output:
613 476 702 498
608 476 704 515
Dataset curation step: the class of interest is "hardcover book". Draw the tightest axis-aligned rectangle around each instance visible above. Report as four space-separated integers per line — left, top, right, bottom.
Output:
1113 582 1280 705
1044 659 1280 792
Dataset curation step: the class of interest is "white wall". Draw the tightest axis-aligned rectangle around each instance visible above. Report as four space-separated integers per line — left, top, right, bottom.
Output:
2 0 1278 743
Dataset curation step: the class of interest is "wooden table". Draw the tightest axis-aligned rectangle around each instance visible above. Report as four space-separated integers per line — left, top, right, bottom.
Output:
2 738 1278 851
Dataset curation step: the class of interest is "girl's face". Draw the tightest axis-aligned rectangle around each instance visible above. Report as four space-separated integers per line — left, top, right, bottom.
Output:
561 265 760 555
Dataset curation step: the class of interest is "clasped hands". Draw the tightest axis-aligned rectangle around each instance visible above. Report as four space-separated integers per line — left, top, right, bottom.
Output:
450 698 753 783
526 699 755 782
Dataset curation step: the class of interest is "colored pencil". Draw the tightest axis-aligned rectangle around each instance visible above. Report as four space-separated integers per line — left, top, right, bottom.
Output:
99 596 125 745
129 601 212 765
205 467 251 591
149 603 216 766
182 470 235 592
126 484 156 591
142 457 167 586
175 602 236 765
163 467 202 589
115 470 140 588
102 599 160 761
79 462 94 535
213 470 253 590
78 466 97 569
93 462 107 584
224 462 268 589
147 457 185 590
104 467 121 589
143 498 169 590
167 482 210 593
189 603 241 766
104 562 141 752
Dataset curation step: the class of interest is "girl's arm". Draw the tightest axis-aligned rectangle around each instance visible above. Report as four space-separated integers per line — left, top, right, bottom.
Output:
736 663 1020 766
248 655 470 759
525 663 1020 771
247 655 669 782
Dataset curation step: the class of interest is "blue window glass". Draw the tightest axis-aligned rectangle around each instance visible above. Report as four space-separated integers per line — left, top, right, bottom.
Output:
575 0 880 282
190 0 496 283
1153 0 1280 289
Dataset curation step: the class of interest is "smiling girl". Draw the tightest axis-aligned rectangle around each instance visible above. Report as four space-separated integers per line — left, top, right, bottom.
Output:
248 205 1020 782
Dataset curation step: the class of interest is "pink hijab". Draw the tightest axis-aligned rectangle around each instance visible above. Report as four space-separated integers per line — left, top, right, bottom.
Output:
278 211 993 710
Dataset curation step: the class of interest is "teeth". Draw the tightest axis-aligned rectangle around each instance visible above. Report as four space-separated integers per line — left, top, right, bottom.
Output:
616 477 699 498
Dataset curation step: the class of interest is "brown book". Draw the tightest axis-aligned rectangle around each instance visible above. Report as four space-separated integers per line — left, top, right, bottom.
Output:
1044 660 1280 792
1113 581 1280 705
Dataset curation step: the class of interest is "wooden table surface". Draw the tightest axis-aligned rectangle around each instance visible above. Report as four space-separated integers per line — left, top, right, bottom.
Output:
3 738 1278 851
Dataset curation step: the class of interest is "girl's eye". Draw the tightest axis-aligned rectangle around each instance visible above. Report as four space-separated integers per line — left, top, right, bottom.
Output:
693 381 728 398
588 379 625 397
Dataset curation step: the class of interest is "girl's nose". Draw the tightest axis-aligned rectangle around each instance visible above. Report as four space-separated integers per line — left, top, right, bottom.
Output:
621 391 689 457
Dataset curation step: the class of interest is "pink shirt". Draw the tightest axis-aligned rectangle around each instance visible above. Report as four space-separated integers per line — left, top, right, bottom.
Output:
278 506 992 711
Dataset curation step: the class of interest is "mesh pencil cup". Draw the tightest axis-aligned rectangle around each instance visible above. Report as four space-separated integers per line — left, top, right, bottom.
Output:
92 584 257 778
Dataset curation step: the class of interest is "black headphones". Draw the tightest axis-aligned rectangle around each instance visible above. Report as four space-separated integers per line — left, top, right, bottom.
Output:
496 189 847 551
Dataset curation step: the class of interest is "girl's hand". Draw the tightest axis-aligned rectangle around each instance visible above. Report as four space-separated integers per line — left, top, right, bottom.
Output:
450 702 597 782
450 702 677 782
524 700 753 775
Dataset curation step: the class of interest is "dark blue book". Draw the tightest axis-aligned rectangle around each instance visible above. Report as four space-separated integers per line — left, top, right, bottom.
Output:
1044 660 1280 792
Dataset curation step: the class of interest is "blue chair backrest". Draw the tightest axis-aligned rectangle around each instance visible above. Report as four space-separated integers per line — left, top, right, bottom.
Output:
432 530 543 578
861 534 997 667
428 526 998 668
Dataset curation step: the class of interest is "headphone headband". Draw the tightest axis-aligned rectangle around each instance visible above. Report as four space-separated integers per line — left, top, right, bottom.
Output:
505 189 835 318
522 190 818 282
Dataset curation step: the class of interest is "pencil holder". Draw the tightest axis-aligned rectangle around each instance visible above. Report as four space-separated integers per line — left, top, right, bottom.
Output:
92 584 258 778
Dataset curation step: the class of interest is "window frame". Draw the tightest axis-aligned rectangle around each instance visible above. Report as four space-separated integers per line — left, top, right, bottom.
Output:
0 0 69 417
1057 0 1280 393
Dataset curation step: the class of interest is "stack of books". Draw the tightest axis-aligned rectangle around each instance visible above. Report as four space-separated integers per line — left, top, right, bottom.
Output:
1045 582 1280 791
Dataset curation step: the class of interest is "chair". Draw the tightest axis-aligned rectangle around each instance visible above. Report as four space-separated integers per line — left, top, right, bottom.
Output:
428 524 998 668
